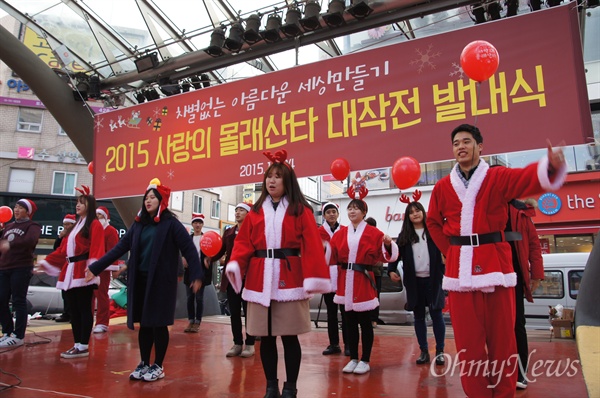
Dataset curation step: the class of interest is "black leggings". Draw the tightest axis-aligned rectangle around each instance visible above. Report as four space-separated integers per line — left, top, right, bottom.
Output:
138 326 169 367
260 335 301 384
345 309 374 362
64 286 95 345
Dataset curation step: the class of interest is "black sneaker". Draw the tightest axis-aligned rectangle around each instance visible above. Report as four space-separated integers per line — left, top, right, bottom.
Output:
435 351 445 366
516 378 528 390
322 345 341 355
416 350 430 365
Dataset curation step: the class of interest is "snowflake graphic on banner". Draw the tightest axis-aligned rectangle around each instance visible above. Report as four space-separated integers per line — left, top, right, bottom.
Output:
450 62 465 79
410 44 441 73
94 117 104 132
153 107 162 119
167 169 175 180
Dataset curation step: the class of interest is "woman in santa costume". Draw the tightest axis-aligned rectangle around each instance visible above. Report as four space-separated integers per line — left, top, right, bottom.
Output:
39 186 105 358
92 206 120 334
226 150 330 398
86 178 204 382
330 187 398 375
427 124 567 398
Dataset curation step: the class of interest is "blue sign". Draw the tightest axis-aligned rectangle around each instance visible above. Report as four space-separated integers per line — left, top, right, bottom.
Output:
7 79 29 93
538 193 562 216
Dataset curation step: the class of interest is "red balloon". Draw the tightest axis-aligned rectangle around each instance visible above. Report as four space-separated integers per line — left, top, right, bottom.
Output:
392 157 421 189
460 40 500 83
0 206 13 223
88 161 94 174
200 231 223 257
330 158 350 181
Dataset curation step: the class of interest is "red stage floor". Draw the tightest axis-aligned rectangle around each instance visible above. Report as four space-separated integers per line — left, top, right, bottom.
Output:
0 316 587 397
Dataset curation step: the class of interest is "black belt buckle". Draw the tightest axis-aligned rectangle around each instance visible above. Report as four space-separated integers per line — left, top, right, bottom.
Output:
266 248 275 259
347 262 356 271
469 233 479 247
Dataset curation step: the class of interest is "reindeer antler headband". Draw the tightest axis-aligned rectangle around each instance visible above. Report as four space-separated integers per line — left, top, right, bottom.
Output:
75 185 91 196
263 149 291 169
399 189 421 204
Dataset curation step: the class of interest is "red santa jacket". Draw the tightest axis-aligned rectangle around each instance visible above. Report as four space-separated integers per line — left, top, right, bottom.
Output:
330 221 398 312
319 223 341 292
508 201 544 302
427 158 566 293
40 218 105 290
102 224 120 271
226 196 330 308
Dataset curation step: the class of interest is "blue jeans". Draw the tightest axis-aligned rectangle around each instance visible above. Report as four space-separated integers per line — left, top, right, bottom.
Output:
413 277 446 352
0 267 33 339
186 284 206 322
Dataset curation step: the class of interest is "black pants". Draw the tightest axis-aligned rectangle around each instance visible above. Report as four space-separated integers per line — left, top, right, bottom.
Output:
514 275 529 380
64 286 95 345
323 292 346 347
344 308 374 362
227 284 255 346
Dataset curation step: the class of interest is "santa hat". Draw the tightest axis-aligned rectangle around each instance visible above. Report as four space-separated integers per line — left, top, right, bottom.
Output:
63 214 76 224
235 202 252 212
135 178 172 223
191 213 205 223
322 202 339 214
16 198 37 219
96 206 110 220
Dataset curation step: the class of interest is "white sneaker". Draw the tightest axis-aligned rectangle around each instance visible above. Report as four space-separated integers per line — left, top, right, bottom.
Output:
130 362 150 380
0 334 24 347
240 345 255 358
226 344 243 357
343 360 359 373
353 361 370 374
0 334 9 344
93 325 108 333
142 364 165 382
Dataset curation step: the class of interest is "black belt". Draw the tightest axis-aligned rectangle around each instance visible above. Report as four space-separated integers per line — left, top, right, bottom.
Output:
341 263 376 290
67 252 89 263
254 248 301 271
449 231 522 247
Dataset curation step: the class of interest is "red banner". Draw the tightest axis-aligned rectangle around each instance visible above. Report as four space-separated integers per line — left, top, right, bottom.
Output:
93 5 592 199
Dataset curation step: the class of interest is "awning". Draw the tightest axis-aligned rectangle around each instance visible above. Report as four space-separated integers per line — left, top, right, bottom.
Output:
535 224 600 235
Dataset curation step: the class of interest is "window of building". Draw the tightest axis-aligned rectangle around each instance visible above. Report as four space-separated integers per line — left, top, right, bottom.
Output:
211 199 220 219
17 108 43 133
8 168 35 193
58 126 67 136
52 171 77 195
192 194 203 214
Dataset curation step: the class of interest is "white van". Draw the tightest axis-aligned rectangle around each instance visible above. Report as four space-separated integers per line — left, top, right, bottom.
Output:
524 252 589 329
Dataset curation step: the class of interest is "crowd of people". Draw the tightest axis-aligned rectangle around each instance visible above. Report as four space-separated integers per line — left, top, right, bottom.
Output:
0 124 568 398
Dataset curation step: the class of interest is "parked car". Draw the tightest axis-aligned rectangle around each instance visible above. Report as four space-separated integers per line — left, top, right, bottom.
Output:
309 264 414 325
523 252 589 329
25 273 125 315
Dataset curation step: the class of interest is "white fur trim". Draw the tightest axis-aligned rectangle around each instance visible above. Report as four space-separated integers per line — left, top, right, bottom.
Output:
324 241 332 265
443 272 516 292
328 264 338 292
96 208 108 220
225 261 243 293
351 297 379 312
304 277 331 295
39 260 60 277
333 294 344 305
105 265 119 271
344 267 356 310
66 217 86 258
382 240 399 263
449 161 488 289
537 156 567 191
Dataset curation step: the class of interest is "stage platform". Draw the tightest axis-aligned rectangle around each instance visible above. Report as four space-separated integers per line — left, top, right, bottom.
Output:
0 316 587 397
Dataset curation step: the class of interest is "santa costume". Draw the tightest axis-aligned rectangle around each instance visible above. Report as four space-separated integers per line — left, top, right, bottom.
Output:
427 157 566 398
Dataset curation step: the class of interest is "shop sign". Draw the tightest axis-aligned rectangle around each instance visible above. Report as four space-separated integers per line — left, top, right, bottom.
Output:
7 79 29 93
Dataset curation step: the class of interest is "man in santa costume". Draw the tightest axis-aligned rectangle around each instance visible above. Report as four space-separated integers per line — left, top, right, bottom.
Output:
93 206 120 333
427 124 567 398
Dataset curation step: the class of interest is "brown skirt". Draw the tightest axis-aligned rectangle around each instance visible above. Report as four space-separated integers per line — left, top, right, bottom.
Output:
247 299 311 336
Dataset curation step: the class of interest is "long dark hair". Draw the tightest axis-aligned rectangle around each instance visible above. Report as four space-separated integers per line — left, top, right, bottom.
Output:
138 188 177 225
397 201 427 247
254 162 312 216
78 194 97 239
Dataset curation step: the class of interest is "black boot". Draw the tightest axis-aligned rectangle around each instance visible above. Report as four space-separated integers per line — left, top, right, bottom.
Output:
416 350 430 365
264 379 280 398
281 382 297 398
435 351 445 366
322 344 341 355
